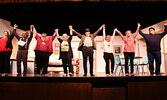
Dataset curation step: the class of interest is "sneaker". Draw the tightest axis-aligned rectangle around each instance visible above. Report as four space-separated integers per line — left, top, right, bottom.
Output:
106 74 110 76
63 74 67 76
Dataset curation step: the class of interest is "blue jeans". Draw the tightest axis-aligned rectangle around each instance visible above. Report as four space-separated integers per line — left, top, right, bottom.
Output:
147 51 161 74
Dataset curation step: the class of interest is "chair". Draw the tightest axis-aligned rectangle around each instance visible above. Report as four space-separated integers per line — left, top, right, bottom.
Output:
139 56 148 74
114 55 125 74
133 59 139 74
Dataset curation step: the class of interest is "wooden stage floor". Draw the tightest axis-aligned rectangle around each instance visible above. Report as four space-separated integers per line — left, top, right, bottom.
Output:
0 72 167 82
1 73 167 100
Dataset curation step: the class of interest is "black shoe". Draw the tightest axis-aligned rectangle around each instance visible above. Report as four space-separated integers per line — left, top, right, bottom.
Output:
83 73 87 77
90 73 95 76
23 73 27 77
5 73 8 77
17 73 21 77
155 73 162 76
69 73 73 77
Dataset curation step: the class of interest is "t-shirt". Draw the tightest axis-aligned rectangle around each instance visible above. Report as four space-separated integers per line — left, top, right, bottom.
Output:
0 37 11 52
103 40 113 53
139 26 167 51
61 41 69 52
84 36 92 47
34 33 54 53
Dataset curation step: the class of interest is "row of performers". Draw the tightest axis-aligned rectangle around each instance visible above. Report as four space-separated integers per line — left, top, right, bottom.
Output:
0 21 167 76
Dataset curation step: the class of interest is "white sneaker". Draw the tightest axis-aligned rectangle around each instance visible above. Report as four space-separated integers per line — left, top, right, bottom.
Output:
63 74 67 76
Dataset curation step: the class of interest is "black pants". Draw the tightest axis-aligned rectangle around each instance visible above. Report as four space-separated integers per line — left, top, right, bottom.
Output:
147 50 161 74
0 51 12 74
35 51 51 74
103 52 115 74
82 46 94 74
16 50 28 74
61 52 73 74
124 52 135 74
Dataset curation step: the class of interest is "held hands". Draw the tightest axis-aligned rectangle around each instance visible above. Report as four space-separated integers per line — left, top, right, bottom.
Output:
55 29 59 33
100 24 105 30
114 28 118 32
137 23 141 28
69 25 73 30
164 20 167 26
30 25 34 31
14 24 18 29
54 29 59 36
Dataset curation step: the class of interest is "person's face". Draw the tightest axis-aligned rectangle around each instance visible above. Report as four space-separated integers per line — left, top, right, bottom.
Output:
3 31 8 37
62 36 68 41
85 31 90 36
41 33 47 39
22 32 27 38
126 31 132 37
149 29 155 35
105 35 110 42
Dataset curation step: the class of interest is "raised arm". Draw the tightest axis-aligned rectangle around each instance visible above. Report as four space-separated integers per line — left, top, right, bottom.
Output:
111 29 116 42
93 24 105 37
32 25 38 38
133 23 141 39
103 26 106 40
28 25 34 42
56 29 63 43
13 24 20 40
52 29 57 40
69 25 82 38
160 20 167 37
138 23 146 37
69 26 73 41
115 28 126 41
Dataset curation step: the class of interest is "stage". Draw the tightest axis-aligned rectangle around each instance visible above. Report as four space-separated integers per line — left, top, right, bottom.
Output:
0 73 167 100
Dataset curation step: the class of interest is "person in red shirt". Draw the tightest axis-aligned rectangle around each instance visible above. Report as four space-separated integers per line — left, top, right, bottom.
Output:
0 31 14 76
115 23 141 75
33 26 57 76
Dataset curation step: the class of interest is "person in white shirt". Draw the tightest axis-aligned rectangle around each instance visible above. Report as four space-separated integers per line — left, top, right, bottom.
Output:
103 25 116 76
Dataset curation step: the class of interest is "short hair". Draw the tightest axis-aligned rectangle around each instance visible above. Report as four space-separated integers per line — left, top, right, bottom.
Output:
149 27 155 31
3 31 9 36
62 33 68 37
85 28 90 32
41 32 47 35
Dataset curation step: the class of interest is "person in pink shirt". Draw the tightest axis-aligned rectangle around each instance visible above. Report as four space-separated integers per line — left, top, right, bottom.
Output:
115 23 140 75
33 26 57 76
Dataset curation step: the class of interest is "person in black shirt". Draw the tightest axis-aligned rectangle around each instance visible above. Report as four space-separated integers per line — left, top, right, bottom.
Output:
139 21 167 75
56 28 73 76
13 24 33 76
